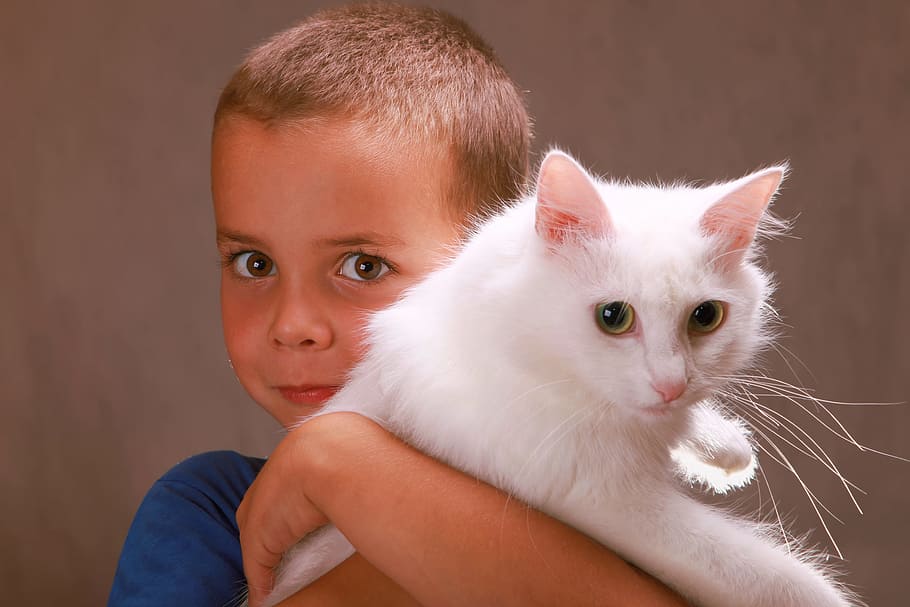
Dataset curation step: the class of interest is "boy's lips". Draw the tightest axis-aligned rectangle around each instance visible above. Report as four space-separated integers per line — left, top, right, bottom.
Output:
275 385 341 405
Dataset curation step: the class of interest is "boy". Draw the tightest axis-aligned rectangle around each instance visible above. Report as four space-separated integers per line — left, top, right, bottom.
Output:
110 4 687 606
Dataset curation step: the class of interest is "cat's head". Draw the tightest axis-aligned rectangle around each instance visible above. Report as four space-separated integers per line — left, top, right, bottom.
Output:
515 150 786 421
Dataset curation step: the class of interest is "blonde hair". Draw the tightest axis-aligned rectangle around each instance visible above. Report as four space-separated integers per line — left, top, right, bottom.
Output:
214 2 532 222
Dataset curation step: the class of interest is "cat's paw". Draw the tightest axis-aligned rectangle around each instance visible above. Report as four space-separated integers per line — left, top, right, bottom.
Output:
706 435 756 476
672 443 757 493
675 403 758 493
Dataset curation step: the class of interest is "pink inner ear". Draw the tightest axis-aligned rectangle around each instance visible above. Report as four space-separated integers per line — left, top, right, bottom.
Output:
535 152 610 245
700 196 758 254
700 168 784 267
536 206 589 243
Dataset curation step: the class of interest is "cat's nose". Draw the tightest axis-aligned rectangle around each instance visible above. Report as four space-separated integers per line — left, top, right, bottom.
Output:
651 379 687 403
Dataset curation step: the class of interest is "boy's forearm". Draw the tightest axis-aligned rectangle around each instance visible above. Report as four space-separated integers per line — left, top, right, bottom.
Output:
276 553 421 607
296 412 690 607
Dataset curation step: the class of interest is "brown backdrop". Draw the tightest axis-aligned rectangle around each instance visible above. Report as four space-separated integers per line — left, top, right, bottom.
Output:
2 1 908 605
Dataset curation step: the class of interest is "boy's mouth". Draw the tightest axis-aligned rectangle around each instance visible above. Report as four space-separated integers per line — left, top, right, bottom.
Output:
275 385 341 406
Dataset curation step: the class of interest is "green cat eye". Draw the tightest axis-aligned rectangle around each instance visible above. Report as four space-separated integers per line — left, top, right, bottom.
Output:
596 301 635 335
689 301 725 333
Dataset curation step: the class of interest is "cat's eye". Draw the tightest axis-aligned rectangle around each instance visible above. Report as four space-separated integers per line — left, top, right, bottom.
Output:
234 251 276 278
596 301 635 335
689 301 725 333
339 253 391 282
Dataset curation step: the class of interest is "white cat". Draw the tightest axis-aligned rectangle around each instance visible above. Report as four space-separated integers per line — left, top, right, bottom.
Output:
260 151 857 607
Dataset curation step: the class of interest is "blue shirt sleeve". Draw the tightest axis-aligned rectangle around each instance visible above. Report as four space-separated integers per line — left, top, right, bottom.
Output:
108 451 266 607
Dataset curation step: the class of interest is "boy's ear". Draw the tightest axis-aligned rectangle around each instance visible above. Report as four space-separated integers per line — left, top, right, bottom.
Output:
535 151 611 245
699 165 787 270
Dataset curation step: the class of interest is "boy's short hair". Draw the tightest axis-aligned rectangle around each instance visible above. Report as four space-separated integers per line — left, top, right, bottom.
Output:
215 2 531 222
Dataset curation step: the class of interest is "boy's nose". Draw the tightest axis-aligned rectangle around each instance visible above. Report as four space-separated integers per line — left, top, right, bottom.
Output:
269 291 334 349
270 321 333 348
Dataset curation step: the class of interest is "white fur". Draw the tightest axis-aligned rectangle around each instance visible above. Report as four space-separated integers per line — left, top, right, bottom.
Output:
260 152 856 607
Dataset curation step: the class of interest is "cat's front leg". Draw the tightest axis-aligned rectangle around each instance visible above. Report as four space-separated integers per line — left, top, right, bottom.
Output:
575 492 857 607
663 494 856 607
672 400 756 493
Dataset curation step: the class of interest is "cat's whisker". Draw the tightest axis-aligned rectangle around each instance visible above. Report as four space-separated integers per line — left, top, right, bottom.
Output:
718 387 781 428
739 384 910 463
749 402 866 498
766 343 802 388
722 375 865 445
721 387 865 502
728 392 837 473
769 341 817 386
729 396 830 482
729 373 900 407
719 381 868 516
750 383 910 464
727 375 909 463
738 403 865 516
718 387 838 510
227 586 249 607
745 391 903 408
756 466 791 555
743 421 845 559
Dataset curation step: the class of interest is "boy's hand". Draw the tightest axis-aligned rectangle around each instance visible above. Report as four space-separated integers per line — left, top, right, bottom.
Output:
236 424 329 607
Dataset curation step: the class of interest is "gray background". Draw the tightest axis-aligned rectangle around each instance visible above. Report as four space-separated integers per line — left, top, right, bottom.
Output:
2 1 908 605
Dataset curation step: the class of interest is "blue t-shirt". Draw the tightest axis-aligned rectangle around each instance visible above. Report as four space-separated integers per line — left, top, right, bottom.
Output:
108 451 266 607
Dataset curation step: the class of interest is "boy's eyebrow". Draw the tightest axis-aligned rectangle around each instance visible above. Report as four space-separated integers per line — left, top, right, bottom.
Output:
314 232 405 248
216 230 267 248
216 230 405 249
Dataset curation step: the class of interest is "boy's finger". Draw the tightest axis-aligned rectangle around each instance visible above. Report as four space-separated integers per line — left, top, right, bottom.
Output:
236 465 266 528
243 548 278 607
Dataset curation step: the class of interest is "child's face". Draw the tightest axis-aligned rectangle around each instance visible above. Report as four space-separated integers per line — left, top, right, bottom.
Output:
212 117 459 427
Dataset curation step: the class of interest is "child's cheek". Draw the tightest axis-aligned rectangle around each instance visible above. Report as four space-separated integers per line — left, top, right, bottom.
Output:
334 301 381 364
221 283 268 377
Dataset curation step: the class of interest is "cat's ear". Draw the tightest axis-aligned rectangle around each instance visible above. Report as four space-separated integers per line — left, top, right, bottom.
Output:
699 165 787 269
535 151 611 245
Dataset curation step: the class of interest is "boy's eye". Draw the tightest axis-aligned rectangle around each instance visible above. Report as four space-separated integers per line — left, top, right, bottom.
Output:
234 252 276 278
339 253 390 282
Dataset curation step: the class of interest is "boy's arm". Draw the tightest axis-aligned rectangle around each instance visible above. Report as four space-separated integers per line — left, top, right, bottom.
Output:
240 412 690 607
275 553 420 607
